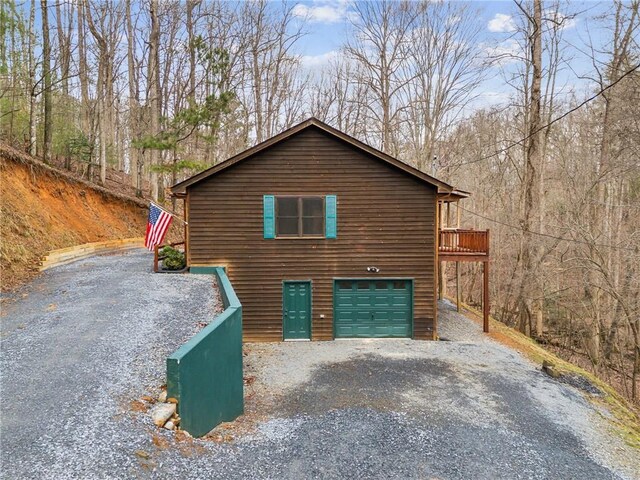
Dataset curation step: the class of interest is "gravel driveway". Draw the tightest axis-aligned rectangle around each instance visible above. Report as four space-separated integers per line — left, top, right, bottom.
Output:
1 252 638 479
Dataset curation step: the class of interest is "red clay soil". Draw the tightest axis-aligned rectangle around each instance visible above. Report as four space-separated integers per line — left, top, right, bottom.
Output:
0 145 149 291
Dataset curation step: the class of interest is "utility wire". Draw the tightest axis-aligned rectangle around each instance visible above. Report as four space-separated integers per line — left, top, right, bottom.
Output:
457 204 639 253
457 63 640 167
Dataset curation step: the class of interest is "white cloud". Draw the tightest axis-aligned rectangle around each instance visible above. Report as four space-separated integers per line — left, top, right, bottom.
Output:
300 50 339 68
292 1 351 24
483 39 523 66
544 10 578 31
488 13 516 33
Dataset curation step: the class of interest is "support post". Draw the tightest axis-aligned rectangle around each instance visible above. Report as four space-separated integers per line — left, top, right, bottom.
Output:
154 245 159 273
456 261 461 312
440 261 447 298
483 260 490 333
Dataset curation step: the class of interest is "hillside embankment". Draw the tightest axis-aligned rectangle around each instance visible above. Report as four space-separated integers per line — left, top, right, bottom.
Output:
0 143 148 291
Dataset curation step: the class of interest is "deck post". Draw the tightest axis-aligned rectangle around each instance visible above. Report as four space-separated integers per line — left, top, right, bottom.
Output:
483 260 489 333
153 245 159 273
440 261 447 298
456 261 461 312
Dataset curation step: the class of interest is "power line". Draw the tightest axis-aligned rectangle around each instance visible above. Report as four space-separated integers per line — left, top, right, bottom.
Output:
457 204 639 253
457 63 640 167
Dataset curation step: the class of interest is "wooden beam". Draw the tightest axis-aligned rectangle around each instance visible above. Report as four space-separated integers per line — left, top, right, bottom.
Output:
39 237 144 271
456 261 461 312
483 260 490 333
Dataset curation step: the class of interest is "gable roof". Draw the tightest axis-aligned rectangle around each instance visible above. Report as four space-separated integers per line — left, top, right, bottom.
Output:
171 117 455 196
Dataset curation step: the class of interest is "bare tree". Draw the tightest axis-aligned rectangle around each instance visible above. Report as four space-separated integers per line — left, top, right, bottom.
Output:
40 0 52 163
239 0 306 143
148 0 161 200
401 1 486 173
27 0 37 156
343 0 421 154
515 0 544 336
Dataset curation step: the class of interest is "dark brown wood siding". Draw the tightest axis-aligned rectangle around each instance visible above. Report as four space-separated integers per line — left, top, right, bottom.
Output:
187 127 437 341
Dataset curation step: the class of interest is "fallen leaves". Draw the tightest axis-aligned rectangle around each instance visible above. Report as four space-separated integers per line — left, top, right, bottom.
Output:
130 400 148 413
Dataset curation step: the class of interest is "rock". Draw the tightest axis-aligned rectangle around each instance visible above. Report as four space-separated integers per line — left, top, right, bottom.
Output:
167 397 178 404
164 421 175 430
542 360 560 378
158 391 167 403
134 450 151 459
173 417 180 426
151 403 176 427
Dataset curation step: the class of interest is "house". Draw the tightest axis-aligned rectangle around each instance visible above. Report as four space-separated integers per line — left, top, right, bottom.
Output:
171 118 489 341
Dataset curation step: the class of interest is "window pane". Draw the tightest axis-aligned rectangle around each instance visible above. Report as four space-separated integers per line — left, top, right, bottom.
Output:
302 217 323 235
357 281 369 290
277 197 298 217
337 281 352 290
393 281 407 290
375 281 388 290
277 217 299 235
302 197 323 217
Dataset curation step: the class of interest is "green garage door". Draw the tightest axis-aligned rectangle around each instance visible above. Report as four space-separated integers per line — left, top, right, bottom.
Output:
334 279 413 338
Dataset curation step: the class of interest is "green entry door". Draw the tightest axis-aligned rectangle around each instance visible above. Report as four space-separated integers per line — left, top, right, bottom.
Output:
283 281 312 340
334 279 412 338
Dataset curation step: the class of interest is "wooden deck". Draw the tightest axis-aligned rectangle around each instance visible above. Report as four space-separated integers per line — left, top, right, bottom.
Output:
437 228 490 333
438 229 489 261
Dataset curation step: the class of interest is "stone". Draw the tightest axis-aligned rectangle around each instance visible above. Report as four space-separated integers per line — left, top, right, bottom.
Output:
158 391 167 403
164 421 175 430
134 450 151 459
151 403 176 427
542 360 560 378
167 397 178 404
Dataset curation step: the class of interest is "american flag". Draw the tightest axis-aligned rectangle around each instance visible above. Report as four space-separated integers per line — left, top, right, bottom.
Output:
145 203 173 251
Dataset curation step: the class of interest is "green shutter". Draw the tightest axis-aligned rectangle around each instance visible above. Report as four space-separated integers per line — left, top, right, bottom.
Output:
263 195 275 239
325 195 337 239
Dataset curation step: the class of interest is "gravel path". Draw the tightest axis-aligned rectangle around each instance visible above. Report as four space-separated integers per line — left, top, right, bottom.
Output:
1 254 638 479
0 250 221 479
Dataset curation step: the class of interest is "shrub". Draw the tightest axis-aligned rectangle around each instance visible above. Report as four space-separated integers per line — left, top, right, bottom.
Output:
161 246 186 270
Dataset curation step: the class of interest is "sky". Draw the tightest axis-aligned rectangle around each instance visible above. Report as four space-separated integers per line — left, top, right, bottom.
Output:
290 0 619 110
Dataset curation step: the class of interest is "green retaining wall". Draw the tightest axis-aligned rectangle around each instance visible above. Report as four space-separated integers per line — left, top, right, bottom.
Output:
166 267 243 438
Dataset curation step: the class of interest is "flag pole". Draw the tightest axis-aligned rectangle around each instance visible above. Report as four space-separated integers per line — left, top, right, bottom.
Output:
150 201 188 225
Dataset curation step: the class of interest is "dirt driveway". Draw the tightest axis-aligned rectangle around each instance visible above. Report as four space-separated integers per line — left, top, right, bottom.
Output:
1 251 638 479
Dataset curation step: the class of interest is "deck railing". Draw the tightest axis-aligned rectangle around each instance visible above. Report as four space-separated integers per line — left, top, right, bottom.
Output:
439 229 489 256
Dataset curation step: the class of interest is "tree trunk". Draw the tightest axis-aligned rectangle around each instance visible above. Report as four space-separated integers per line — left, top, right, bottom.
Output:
77 0 92 179
148 0 161 200
40 0 52 163
84 2 108 185
125 0 141 196
518 0 543 336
